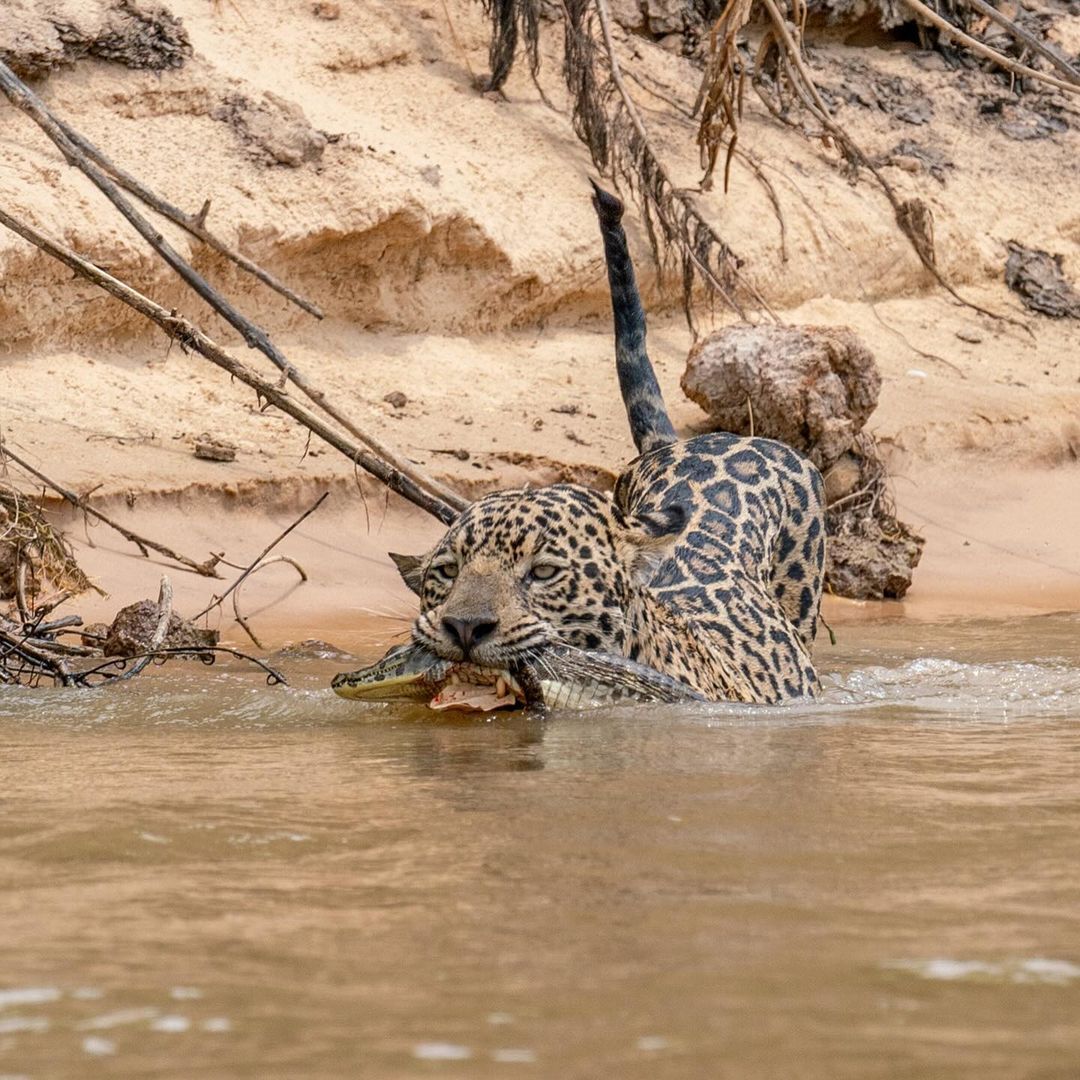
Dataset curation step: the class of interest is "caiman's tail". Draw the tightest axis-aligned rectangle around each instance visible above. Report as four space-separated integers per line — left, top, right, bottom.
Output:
591 180 677 457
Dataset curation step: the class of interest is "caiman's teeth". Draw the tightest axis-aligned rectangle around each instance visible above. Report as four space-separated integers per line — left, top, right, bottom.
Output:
495 676 508 699
449 672 460 685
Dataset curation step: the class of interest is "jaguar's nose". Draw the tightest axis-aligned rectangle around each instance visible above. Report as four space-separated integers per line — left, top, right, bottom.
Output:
442 615 499 656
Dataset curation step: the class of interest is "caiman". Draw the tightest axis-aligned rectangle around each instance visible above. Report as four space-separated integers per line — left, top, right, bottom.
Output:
332 642 704 712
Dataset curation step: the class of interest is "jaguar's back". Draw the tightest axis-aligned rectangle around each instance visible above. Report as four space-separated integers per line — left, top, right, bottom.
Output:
594 183 826 702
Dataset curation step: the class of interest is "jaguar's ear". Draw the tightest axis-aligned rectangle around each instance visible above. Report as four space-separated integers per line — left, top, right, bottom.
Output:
389 551 425 596
630 503 688 539
615 503 686 586
628 537 669 586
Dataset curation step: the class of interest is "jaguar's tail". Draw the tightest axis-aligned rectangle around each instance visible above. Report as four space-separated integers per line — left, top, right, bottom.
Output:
590 181 677 457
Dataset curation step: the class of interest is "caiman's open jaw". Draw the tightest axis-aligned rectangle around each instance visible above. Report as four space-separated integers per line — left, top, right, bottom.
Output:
331 647 527 713
428 665 520 712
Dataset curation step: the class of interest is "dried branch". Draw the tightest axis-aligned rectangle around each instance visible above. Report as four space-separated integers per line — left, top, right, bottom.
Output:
1 440 222 577
192 493 324 647
746 0 1031 329
232 555 308 649
590 0 775 322
0 61 468 520
694 0 753 192
957 0 1080 85
14 559 31 625
0 208 463 526
0 618 74 686
51 114 325 318
0 61 297 373
898 0 1080 95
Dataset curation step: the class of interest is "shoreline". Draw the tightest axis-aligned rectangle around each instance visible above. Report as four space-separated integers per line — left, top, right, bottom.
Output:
42 462 1080 662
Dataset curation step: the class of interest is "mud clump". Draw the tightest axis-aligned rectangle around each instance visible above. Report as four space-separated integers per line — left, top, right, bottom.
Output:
212 91 327 168
1005 242 1080 319
822 436 925 600
0 1 191 80
828 521 925 600
194 433 238 462
681 325 923 600
104 599 218 657
681 323 881 471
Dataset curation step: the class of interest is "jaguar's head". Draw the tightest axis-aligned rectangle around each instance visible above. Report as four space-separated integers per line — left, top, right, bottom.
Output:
391 484 679 667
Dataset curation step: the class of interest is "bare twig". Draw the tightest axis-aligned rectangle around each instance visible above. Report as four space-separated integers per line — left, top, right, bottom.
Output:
112 575 173 681
735 148 787 262
0 209 462 526
192 493 326 622
231 554 308 648
193 498 317 648
0 440 223 577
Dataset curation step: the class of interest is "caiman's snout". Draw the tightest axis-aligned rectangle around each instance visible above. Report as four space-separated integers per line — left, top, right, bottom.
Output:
441 615 499 657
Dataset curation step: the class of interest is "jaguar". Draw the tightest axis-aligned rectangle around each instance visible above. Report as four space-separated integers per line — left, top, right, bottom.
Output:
387 184 826 704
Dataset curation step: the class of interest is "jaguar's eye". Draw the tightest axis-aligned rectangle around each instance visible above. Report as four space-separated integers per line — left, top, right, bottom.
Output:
529 563 562 582
434 562 459 581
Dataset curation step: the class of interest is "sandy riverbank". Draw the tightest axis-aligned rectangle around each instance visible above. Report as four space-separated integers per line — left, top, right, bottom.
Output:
2 0 1079 647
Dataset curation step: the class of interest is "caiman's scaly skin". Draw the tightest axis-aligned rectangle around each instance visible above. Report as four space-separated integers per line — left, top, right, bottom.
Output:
340 185 826 706
331 641 705 709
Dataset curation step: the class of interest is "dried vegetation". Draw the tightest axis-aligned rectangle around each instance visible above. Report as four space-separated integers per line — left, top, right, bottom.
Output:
479 0 1079 318
0 445 299 688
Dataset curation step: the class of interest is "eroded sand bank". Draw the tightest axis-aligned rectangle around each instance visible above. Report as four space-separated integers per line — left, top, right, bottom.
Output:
2 0 1079 646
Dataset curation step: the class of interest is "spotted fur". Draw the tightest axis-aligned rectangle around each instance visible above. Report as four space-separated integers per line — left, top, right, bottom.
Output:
388 187 826 704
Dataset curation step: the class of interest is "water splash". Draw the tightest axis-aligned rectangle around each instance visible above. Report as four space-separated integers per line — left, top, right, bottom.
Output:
825 657 1080 718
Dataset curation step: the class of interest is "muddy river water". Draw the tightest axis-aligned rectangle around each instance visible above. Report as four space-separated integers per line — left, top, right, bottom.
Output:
2 613 1079 1078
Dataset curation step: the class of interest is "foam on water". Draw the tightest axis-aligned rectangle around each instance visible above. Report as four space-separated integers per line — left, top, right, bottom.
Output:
887 957 1080 985
823 656 1080 718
